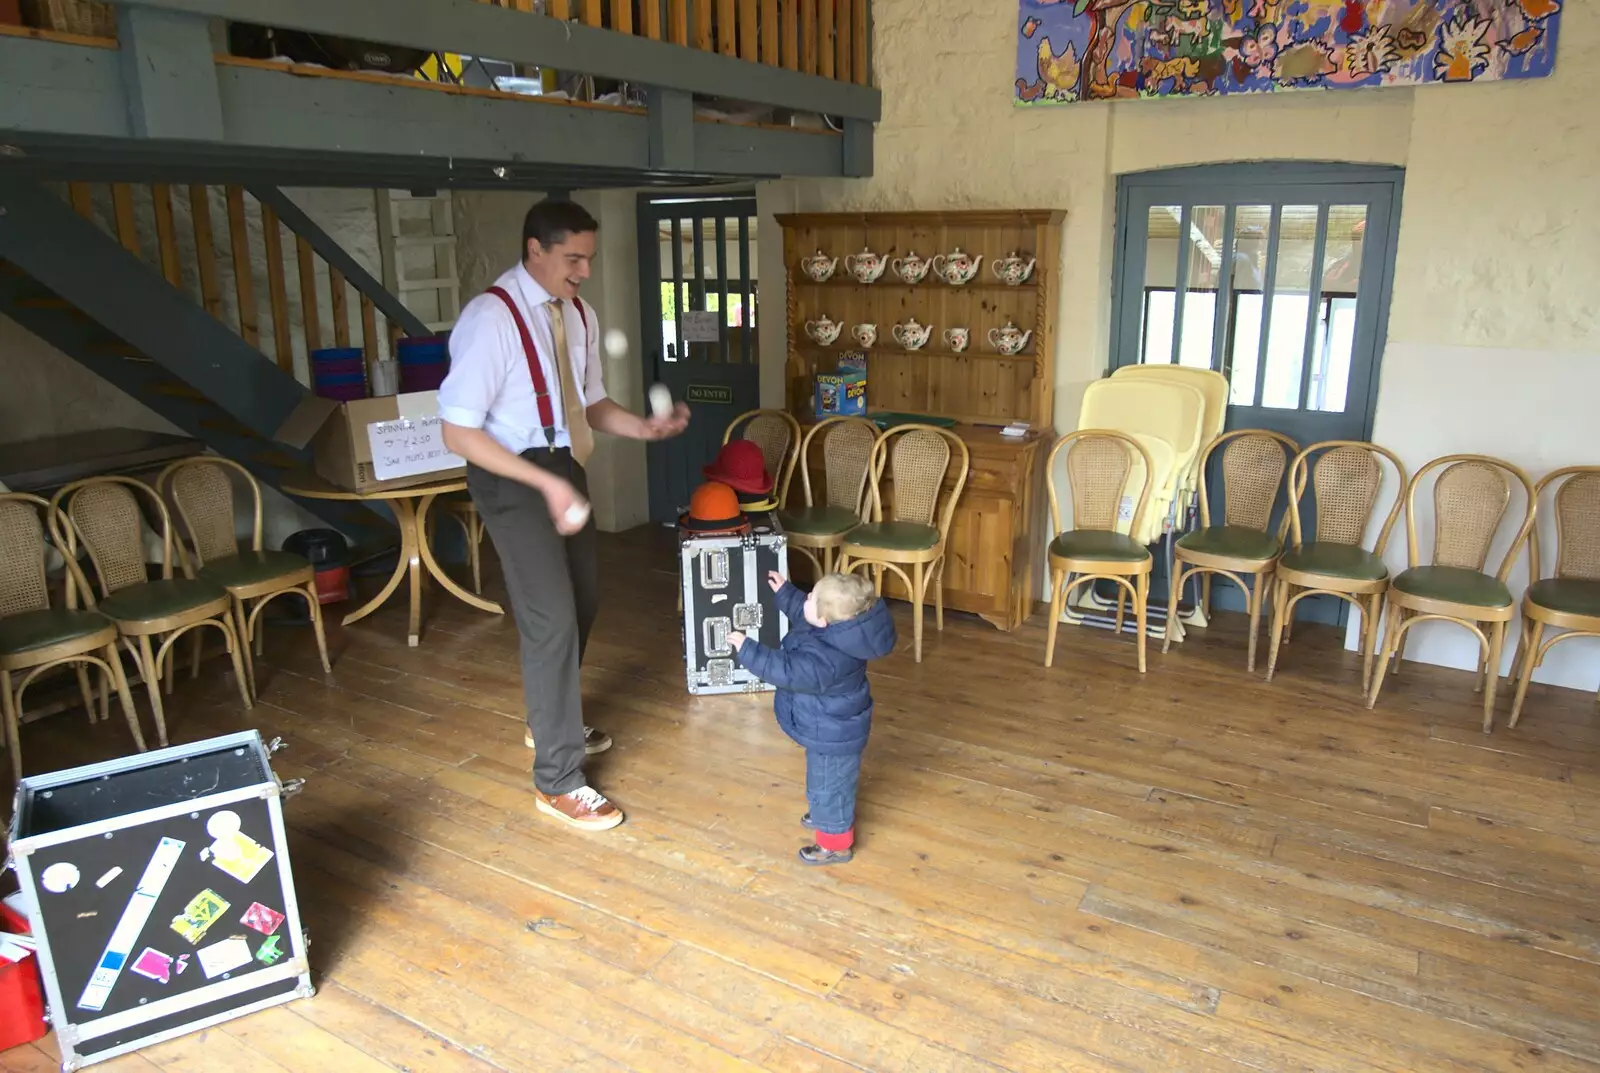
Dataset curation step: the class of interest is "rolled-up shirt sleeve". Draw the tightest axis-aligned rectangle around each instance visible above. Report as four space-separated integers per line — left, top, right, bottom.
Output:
438 297 508 429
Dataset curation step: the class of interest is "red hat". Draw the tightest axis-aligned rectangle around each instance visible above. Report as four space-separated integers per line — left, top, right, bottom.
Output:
678 481 750 534
703 439 773 496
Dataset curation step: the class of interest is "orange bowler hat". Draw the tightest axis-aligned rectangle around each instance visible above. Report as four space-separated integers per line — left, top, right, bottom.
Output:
679 481 750 534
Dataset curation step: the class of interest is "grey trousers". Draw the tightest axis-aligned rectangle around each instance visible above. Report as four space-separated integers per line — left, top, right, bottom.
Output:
466 448 598 796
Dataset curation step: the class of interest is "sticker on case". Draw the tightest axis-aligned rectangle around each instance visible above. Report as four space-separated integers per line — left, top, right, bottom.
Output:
255 934 284 965
171 889 230 945
78 838 186 1012
95 866 123 889
130 947 172 984
40 862 79 894
201 813 274 884
175 954 191 975
240 902 285 936
197 935 252 979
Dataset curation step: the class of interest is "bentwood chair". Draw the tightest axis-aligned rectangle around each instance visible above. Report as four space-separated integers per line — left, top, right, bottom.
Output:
1267 441 1407 692
724 409 803 506
1163 429 1298 671
1506 466 1600 728
0 493 145 780
1043 430 1157 673
50 476 252 746
837 424 969 663
778 416 879 577
159 456 332 701
1367 454 1536 731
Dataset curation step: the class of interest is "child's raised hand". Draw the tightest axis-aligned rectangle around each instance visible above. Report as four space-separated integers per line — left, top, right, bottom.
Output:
726 630 746 649
766 571 785 592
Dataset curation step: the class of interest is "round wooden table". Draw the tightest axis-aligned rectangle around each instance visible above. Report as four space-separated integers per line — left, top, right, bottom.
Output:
280 469 502 646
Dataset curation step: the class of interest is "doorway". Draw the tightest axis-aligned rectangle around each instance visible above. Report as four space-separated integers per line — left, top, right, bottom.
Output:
636 193 761 524
1109 163 1404 624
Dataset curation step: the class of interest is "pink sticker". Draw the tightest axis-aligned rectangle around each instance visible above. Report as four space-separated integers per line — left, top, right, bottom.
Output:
240 902 285 936
175 954 190 975
130 947 172 984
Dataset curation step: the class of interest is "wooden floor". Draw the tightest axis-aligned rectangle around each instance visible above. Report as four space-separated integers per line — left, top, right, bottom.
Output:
6 528 1600 1073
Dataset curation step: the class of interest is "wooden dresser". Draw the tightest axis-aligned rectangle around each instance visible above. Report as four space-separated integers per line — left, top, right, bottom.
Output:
777 209 1065 632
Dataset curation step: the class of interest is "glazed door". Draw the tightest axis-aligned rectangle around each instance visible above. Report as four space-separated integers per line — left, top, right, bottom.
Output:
1109 163 1405 623
638 194 761 524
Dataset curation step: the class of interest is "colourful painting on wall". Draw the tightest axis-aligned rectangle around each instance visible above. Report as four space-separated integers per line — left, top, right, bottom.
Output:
1015 1 1562 105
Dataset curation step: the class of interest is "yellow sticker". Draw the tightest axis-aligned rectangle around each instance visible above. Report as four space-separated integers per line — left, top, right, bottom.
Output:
171 889 231 946
209 830 274 884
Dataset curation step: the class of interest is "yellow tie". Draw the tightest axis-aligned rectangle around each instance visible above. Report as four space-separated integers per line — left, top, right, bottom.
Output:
546 298 594 466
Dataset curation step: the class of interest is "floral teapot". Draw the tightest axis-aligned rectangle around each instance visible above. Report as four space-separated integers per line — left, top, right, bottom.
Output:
987 320 1032 355
891 250 932 285
991 251 1036 286
844 246 888 283
932 248 983 286
891 318 933 350
804 314 843 346
799 249 838 283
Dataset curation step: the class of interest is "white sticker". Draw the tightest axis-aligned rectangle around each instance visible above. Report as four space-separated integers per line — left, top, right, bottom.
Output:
680 310 720 343
366 416 464 483
205 811 242 839
95 867 123 889
41 862 79 894
1116 495 1134 523
197 935 252 979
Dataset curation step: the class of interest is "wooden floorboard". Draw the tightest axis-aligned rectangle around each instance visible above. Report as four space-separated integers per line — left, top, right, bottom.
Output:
7 527 1600 1072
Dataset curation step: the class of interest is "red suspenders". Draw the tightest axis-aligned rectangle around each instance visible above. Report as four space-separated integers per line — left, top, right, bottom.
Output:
484 287 589 444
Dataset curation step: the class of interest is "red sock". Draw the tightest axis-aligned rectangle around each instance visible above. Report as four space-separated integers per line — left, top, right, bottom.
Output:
814 828 854 851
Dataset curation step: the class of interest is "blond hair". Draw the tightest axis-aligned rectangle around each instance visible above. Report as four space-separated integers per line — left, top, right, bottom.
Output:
812 572 878 624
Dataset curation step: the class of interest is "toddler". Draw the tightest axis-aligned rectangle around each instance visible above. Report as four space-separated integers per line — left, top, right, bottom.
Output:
728 571 896 865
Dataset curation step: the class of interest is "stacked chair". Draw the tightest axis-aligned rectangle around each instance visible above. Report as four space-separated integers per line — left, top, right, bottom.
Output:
724 408 802 508
779 416 879 577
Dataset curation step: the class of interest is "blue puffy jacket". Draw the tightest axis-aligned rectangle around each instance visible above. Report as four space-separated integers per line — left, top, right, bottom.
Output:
733 582 897 755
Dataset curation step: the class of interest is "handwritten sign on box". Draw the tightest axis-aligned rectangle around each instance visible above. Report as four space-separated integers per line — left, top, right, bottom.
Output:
366 415 463 483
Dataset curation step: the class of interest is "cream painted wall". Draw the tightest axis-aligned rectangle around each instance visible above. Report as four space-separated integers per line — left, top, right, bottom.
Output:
776 0 1598 692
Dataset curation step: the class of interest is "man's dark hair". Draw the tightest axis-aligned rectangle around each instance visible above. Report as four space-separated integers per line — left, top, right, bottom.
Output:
522 198 598 256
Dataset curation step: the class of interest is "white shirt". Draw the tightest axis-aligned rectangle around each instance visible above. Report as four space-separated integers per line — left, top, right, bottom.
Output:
438 264 607 454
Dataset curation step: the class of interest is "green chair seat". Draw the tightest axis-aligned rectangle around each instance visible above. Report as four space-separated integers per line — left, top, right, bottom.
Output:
778 505 860 538
1279 542 1388 582
199 550 312 591
0 608 111 658
1527 577 1600 618
844 521 940 552
1176 525 1281 562
1050 529 1150 563
1392 566 1512 609
98 578 228 623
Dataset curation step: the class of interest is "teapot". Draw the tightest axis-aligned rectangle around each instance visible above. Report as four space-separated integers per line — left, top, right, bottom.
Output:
799 249 838 283
804 315 842 346
844 246 887 283
891 250 932 285
991 251 1037 286
932 248 983 286
851 323 878 349
891 318 933 351
942 327 970 353
987 320 1032 355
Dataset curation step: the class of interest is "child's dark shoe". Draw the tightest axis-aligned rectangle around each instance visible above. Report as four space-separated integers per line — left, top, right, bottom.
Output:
798 843 853 866
800 812 817 830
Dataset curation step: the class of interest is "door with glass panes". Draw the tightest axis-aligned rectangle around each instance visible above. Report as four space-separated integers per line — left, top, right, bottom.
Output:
1109 163 1404 623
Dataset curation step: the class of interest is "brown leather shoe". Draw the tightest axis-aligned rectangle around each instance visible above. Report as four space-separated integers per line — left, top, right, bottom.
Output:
526 726 612 755
535 786 624 831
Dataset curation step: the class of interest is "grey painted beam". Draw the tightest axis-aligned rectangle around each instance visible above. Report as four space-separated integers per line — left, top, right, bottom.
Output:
117 0 880 121
116 6 223 140
842 118 873 178
0 175 307 439
0 36 864 182
648 89 694 173
249 186 431 338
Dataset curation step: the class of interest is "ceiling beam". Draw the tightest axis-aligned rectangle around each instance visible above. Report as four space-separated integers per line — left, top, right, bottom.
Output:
116 0 880 121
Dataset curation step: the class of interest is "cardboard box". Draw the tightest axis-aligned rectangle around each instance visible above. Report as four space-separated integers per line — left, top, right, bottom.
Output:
814 364 867 419
274 391 466 495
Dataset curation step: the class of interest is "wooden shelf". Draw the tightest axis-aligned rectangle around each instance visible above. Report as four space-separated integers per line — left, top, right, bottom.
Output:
798 343 1041 371
795 279 1039 293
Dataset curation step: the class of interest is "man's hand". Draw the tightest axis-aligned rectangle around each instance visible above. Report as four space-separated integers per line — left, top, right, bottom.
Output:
542 476 590 536
641 401 691 441
726 629 746 650
766 571 785 593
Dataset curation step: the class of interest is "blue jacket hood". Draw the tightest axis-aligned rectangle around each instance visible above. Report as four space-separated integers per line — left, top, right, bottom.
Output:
814 598 897 661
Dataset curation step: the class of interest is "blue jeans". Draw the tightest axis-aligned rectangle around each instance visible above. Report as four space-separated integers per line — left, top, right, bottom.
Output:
805 749 862 835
